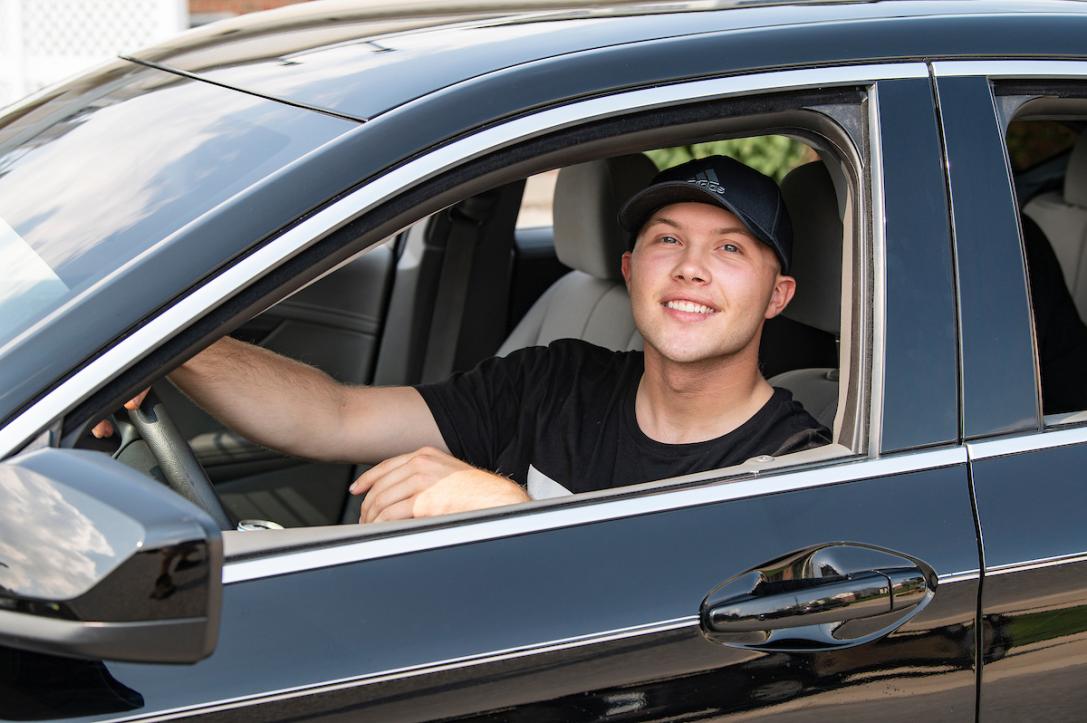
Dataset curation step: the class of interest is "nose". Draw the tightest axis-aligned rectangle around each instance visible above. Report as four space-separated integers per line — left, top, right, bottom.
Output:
672 245 711 284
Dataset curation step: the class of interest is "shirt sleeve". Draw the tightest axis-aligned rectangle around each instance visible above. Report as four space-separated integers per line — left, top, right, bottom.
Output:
414 346 551 470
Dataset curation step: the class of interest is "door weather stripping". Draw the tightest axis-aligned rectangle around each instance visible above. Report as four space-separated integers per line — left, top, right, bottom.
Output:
986 550 1087 577
932 60 1087 79
966 425 1087 460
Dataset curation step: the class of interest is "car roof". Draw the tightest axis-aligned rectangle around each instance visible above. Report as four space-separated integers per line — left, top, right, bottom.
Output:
130 0 1087 122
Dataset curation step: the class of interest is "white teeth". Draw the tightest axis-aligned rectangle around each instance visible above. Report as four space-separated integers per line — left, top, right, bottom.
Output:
665 300 714 314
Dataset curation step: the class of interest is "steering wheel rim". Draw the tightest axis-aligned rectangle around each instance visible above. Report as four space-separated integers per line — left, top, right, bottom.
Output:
126 390 234 531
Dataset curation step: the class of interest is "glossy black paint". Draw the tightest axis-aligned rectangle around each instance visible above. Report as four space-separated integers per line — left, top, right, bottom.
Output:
877 79 959 453
936 75 1039 438
52 463 979 721
972 442 1087 720
135 2 1087 122
939 70 1087 721
0 450 222 664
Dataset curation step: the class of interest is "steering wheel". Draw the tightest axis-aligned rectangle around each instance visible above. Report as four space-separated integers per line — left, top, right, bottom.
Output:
124 390 234 531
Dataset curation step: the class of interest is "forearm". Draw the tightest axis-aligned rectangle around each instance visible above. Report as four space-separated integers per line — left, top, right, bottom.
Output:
169 337 350 461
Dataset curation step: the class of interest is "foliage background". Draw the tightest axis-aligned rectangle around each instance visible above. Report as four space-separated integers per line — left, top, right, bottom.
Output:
645 136 817 182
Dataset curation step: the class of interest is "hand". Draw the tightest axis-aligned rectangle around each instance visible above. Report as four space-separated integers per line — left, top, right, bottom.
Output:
90 388 151 438
351 446 529 524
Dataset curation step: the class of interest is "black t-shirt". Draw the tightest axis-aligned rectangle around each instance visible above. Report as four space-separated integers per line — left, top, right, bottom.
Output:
415 339 830 497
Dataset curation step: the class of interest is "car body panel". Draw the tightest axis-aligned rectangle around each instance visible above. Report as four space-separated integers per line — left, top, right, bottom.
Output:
131 1 1087 122
877 77 959 453
937 74 1039 439
936 66 1087 721
4 457 979 721
969 402 1087 720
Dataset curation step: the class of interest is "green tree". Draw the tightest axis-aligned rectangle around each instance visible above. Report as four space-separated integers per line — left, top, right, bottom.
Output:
645 136 815 183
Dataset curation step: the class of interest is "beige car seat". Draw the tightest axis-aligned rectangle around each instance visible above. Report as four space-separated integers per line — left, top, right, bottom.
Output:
498 154 657 355
1024 132 1087 320
769 161 844 429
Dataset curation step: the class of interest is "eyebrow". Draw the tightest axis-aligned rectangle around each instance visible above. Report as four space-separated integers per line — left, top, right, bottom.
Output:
647 215 753 237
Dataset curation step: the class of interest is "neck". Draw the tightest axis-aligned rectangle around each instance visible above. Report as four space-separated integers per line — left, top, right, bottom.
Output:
636 342 773 444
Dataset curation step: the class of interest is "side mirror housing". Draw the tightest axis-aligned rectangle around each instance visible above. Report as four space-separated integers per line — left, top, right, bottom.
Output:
0 448 222 663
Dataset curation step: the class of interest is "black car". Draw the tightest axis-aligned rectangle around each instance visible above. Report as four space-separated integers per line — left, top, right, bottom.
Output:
2 1 1086 720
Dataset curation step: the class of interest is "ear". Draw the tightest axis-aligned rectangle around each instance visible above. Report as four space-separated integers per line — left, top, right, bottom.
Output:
620 250 633 288
764 274 797 319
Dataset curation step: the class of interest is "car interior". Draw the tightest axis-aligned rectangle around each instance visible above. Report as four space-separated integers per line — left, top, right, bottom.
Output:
1008 110 1087 423
80 113 867 535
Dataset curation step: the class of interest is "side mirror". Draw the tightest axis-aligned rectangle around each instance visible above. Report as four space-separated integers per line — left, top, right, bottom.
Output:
0 448 222 663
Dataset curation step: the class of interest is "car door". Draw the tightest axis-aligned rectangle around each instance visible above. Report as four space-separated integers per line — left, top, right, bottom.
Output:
934 63 1087 721
0 66 984 722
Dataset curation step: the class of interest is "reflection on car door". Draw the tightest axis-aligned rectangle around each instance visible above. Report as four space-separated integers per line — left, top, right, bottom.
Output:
936 67 1087 721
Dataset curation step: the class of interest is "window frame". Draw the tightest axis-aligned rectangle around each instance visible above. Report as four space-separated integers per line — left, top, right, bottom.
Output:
993 80 1087 430
931 60 1087 459
2 62 932 568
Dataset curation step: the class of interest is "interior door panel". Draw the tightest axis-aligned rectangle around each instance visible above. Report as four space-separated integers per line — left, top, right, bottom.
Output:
158 244 395 527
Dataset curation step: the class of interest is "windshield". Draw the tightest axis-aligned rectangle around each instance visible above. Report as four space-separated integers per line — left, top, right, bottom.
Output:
0 217 69 343
0 61 354 355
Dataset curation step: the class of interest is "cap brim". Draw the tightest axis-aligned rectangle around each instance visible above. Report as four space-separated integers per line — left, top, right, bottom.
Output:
619 182 762 236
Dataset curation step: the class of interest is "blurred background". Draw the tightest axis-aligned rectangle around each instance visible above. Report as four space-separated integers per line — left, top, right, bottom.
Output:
0 0 311 108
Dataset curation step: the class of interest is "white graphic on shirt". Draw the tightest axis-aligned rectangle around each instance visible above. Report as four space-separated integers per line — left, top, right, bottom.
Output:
527 465 572 500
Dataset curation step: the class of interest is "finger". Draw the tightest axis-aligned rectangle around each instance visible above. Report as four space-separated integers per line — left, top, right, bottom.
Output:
368 498 416 524
359 459 435 521
91 419 114 439
349 451 417 495
363 474 432 524
358 451 447 521
123 388 151 411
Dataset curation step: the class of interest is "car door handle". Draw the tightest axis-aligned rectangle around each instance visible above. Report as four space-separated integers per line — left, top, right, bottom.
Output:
701 544 936 651
705 568 925 634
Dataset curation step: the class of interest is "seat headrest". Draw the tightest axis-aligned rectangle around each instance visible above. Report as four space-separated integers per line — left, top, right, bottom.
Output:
1064 131 1087 208
553 154 658 281
780 162 842 335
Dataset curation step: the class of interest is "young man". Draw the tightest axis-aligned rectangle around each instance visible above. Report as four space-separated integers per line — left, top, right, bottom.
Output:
97 155 829 523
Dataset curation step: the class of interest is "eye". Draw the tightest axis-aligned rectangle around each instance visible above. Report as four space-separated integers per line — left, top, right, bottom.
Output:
659 235 680 245
720 243 740 253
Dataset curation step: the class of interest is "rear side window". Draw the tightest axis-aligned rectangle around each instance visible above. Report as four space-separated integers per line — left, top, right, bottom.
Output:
1008 111 1087 421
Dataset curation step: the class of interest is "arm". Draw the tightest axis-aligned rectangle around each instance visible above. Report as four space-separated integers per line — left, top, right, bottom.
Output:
168 336 446 464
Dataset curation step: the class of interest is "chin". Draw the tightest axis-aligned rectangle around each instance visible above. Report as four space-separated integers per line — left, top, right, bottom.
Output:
647 339 730 365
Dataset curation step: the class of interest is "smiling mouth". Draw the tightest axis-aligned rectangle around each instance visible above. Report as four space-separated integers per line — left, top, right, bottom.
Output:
663 300 718 316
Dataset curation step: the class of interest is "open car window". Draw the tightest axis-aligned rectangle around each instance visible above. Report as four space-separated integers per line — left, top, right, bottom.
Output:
51 75 878 555
1005 94 1087 427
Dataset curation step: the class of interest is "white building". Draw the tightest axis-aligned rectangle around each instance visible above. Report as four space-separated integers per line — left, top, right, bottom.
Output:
0 0 188 108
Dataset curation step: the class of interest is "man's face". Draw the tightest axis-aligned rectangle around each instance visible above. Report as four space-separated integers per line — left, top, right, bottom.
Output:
620 201 796 365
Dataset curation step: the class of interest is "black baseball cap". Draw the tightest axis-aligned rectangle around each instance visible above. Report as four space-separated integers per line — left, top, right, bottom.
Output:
618 155 793 274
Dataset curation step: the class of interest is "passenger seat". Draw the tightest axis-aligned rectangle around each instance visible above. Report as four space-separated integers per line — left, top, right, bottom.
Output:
769 161 844 429
498 154 657 355
1024 132 1087 320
